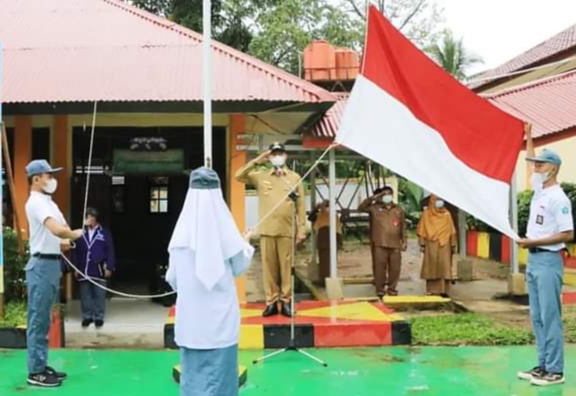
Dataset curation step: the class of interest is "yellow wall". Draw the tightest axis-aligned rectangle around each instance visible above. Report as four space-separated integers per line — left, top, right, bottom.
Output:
514 135 576 192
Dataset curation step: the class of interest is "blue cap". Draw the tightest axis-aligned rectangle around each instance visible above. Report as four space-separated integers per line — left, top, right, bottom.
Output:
526 149 562 166
189 167 221 190
25 159 63 177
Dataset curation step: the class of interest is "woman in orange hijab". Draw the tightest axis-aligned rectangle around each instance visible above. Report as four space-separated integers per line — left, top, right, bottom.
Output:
417 194 457 296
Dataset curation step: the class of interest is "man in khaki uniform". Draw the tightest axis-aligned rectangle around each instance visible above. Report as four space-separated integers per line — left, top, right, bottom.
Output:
235 143 306 317
359 186 407 298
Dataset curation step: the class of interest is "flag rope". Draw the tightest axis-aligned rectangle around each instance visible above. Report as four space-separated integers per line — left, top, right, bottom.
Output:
62 122 337 299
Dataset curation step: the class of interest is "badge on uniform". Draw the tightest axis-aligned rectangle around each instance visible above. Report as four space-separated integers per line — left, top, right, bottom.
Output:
536 215 544 225
562 206 570 215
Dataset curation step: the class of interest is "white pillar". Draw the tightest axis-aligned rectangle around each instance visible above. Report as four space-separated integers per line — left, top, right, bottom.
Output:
203 0 213 168
510 172 519 273
329 149 337 278
310 153 318 267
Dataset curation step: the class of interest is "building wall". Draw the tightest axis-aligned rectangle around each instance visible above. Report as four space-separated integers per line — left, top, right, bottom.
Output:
514 134 576 191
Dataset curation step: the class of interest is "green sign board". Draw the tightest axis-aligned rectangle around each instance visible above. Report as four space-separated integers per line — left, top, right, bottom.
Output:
113 149 184 174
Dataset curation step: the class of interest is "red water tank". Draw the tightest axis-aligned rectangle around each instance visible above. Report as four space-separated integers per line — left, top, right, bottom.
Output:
303 40 336 81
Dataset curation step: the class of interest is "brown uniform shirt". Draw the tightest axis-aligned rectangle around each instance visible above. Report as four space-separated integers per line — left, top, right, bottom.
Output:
235 159 306 238
361 202 406 249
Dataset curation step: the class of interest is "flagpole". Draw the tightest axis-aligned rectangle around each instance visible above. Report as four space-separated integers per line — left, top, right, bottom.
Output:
0 42 4 318
329 149 337 279
203 0 213 168
510 172 519 274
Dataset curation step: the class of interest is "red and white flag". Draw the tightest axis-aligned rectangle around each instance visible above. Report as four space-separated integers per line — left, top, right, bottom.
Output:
336 6 524 238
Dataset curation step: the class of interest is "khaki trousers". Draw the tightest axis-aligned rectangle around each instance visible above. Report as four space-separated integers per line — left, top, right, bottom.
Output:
373 246 402 295
260 236 293 304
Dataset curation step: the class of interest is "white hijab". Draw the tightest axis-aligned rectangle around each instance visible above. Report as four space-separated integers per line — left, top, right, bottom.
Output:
168 168 246 290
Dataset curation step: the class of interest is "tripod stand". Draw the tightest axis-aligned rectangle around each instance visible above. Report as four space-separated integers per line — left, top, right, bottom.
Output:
253 189 327 367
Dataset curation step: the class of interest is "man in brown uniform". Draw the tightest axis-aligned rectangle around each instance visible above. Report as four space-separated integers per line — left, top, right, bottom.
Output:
235 143 306 317
359 186 407 298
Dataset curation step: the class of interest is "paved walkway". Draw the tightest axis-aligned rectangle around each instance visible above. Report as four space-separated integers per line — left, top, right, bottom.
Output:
1 347 574 395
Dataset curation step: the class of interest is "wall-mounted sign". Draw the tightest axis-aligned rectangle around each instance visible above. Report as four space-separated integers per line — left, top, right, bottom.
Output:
113 149 184 174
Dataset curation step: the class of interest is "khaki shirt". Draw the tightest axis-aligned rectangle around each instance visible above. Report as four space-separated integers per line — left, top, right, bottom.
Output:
235 159 306 238
362 202 406 249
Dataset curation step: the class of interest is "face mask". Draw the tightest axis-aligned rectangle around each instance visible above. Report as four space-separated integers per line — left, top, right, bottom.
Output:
435 200 445 209
43 179 58 194
382 195 393 204
270 155 286 167
531 171 551 188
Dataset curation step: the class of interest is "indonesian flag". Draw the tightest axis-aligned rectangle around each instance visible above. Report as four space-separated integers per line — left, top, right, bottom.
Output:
336 6 524 238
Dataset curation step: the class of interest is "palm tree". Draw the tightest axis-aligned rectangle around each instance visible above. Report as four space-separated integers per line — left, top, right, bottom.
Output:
426 30 482 81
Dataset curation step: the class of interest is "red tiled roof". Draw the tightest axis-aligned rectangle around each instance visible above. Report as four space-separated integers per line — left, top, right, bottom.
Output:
0 0 335 104
483 70 576 139
472 24 576 89
310 71 576 141
311 92 348 137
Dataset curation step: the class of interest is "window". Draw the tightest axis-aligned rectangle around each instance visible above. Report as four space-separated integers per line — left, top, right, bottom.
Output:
150 177 169 213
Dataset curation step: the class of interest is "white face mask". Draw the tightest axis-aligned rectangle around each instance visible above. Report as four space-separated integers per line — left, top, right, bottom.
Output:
531 171 551 188
270 155 286 167
435 200 445 209
382 195 393 204
43 179 58 194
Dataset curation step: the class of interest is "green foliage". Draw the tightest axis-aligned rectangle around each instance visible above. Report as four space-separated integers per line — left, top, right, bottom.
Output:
398 178 423 229
411 313 534 346
2 227 29 303
426 30 482 81
342 0 445 49
0 302 27 327
132 0 445 75
517 190 534 237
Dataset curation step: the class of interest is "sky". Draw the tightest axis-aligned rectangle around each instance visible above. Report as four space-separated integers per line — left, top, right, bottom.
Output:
434 0 576 73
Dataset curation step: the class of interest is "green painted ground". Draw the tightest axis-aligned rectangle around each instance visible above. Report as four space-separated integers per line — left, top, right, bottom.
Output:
0 347 574 396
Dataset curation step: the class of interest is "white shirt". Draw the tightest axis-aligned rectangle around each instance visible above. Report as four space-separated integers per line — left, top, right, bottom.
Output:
527 184 574 251
25 191 67 255
166 245 254 349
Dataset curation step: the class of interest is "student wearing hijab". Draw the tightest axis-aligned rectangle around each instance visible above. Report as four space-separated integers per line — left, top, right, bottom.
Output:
166 167 254 396
417 194 457 297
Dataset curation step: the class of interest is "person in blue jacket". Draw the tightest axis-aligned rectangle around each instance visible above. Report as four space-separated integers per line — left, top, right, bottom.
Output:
72 207 116 328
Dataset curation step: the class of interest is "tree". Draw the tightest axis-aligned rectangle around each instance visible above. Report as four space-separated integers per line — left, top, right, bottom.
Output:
248 0 364 74
343 0 445 49
130 0 253 52
426 30 482 81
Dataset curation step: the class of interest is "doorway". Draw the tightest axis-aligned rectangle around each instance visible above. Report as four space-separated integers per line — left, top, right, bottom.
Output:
71 125 227 297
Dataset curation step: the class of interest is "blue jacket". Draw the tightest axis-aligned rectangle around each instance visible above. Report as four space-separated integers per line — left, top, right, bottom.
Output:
72 225 116 280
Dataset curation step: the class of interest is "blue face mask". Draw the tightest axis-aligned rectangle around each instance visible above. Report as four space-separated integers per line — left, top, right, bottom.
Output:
435 200 445 209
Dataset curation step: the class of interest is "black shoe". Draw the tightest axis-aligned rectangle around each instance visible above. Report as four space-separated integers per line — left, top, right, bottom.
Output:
281 302 294 318
27 372 62 388
518 366 546 381
46 366 67 381
531 372 565 386
95 320 104 328
81 319 93 328
262 304 279 317
377 293 385 301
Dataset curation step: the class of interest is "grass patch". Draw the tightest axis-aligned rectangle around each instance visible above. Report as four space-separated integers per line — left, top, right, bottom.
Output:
0 302 27 328
411 313 534 346
565 315 576 343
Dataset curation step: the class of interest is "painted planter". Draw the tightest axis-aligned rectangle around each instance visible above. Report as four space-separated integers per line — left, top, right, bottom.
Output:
0 326 27 348
466 231 576 269
0 306 65 349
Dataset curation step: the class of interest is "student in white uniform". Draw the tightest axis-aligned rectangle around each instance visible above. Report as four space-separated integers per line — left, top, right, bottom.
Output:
24 160 83 388
517 125 574 387
166 167 254 396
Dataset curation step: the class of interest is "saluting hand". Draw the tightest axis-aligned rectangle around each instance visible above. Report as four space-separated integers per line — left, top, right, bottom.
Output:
255 150 271 165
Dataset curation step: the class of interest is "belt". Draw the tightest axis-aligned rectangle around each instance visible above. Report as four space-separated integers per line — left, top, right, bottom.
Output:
32 253 61 260
528 247 561 254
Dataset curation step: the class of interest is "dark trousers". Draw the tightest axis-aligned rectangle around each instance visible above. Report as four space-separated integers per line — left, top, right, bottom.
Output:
79 280 107 321
373 246 401 295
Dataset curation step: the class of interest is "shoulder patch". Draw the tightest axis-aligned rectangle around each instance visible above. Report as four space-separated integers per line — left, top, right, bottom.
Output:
562 206 570 215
